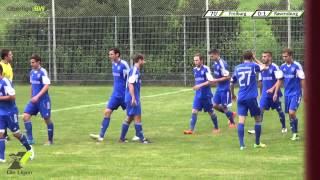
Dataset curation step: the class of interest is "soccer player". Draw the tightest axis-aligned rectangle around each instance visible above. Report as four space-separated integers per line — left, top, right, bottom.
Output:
183 53 220 135
279 48 305 141
119 54 150 143
90 48 130 142
0 65 34 163
23 54 54 145
231 50 266 150
1 49 14 141
247 51 287 134
209 49 236 128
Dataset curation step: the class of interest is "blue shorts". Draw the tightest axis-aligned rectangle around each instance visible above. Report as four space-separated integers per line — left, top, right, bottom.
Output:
213 90 232 107
0 112 20 133
107 96 126 111
284 95 301 113
259 96 282 110
237 98 261 117
24 97 51 119
126 101 141 116
193 97 213 113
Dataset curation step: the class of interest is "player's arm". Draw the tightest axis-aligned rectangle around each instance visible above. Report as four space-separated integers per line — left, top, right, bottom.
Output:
0 83 16 101
297 67 306 96
128 72 137 106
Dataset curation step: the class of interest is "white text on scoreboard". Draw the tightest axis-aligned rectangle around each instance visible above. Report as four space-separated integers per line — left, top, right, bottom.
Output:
203 10 304 18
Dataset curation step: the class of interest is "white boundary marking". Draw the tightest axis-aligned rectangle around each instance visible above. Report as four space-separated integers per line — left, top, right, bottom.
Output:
20 88 192 115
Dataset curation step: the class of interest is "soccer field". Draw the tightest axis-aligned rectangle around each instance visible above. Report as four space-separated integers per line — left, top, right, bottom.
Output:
1 85 304 179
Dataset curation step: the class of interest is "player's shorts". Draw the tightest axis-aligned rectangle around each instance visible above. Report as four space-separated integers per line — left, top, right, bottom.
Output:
213 90 232 107
126 100 141 116
284 94 302 113
237 98 261 117
107 96 126 111
259 96 282 110
0 112 20 134
193 97 213 113
24 97 51 119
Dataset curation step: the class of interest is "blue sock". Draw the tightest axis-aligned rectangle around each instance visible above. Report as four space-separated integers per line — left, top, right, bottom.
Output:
190 113 197 131
135 123 145 141
19 134 31 151
24 120 33 141
237 123 245 147
292 118 298 133
120 121 129 140
290 120 295 133
225 111 234 124
210 113 219 129
276 107 286 128
47 123 54 142
255 122 262 145
0 138 5 160
99 117 110 138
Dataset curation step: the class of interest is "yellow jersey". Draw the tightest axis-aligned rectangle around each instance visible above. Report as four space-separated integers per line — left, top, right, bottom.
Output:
0 60 13 81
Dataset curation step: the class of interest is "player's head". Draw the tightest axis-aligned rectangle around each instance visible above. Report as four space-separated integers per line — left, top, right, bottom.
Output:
243 50 253 61
1 49 13 62
109 48 121 62
209 49 220 61
133 53 145 68
262 51 272 64
282 48 293 63
194 53 204 67
30 54 42 69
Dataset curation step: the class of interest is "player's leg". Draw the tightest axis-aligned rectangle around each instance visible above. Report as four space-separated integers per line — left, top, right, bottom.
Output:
184 97 200 134
206 99 219 133
119 116 133 142
237 100 247 150
184 109 198 134
249 99 266 148
288 95 301 140
0 118 6 162
133 115 150 143
9 113 34 160
274 101 287 132
39 98 53 145
23 102 38 144
213 90 236 126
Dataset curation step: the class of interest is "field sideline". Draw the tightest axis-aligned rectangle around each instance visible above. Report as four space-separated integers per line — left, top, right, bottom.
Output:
0 85 304 179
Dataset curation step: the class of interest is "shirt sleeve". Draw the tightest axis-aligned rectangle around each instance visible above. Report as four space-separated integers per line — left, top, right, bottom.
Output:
258 73 262 81
296 67 305 79
230 70 237 84
205 66 214 81
3 79 15 96
41 69 51 84
128 69 138 84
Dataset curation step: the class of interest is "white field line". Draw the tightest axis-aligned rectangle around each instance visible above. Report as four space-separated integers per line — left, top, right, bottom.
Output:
19 88 192 115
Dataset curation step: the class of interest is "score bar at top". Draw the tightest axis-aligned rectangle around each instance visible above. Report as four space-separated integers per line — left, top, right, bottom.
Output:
203 10 304 18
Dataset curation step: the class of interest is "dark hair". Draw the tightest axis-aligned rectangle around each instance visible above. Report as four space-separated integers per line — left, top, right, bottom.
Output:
0 64 3 75
133 54 144 63
109 48 121 56
209 49 220 55
263 50 273 57
243 50 253 60
1 49 11 59
282 48 293 56
30 54 42 62
194 53 204 61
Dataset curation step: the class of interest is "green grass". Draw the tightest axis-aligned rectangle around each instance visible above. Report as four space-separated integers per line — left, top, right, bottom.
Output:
0 85 304 179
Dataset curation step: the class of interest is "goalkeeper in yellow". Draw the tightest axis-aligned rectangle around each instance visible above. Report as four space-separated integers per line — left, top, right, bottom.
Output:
1 49 14 141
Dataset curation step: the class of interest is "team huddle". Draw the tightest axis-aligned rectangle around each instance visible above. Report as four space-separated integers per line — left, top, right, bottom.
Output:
184 48 304 150
0 47 304 163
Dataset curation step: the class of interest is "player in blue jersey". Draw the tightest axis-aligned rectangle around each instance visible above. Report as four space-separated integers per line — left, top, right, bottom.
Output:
231 50 266 150
183 53 220 135
90 48 130 142
119 54 150 143
0 65 34 162
23 54 54 145
209 49 236 128
279 48 305 141
247 51 287 134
